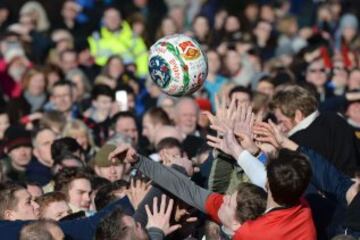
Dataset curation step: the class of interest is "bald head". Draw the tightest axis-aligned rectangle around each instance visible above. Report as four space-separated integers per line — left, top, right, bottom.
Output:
154 125 183 146
174 97 199 136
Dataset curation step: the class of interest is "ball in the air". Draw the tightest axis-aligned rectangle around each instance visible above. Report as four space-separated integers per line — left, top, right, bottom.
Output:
148 34 208 96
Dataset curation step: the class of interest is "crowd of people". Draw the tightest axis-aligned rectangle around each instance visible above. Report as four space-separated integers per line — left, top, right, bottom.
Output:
0 0 359 239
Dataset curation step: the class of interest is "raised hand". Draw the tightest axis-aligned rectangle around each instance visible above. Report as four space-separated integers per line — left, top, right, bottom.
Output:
205 95 237 134
127 179 151 209
253 120 298 151
206 127 243 159
108 144 138 164
145 195 182 236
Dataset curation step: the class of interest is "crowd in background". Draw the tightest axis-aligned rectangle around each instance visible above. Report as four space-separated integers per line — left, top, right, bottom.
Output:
0 0 359 239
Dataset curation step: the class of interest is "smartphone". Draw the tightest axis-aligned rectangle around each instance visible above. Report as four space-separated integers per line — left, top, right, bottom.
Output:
115 90 128 111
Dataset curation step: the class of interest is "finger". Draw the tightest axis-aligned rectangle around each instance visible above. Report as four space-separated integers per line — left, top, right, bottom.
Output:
153 197 158 214
206 135 222 144
145 204 152 217
206 141 220 150
204 111 216 124
165 198 174 218
186 217 198 223
209 124 225 133
168 224 182 235
226 97 236 119
108 145 130 161
215 95 220 113
245 105 253 124
159 194 166 214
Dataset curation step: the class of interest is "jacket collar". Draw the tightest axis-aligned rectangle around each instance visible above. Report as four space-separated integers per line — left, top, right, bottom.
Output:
288 111 319 137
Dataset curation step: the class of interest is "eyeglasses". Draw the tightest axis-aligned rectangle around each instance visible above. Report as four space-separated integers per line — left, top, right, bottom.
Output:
308 68 326 73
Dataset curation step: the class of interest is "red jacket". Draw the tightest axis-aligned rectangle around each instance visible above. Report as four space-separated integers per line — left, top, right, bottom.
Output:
205 193 316 240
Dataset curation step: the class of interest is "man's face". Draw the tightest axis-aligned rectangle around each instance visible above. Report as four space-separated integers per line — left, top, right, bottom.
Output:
218 192 240 231
93 95 113 114
274 108 297 133
95 164 125 182
7 189 39 220
104 8 121 31
41 200 72 221
142 114 156 144
306 60 327 87
122 215 148 240
115 117 138 145
231 92 251 106
34 129 57 167
8 146 32 169
175 101 198 136
61 52 77 73
51 85 73 113
67 178 91 211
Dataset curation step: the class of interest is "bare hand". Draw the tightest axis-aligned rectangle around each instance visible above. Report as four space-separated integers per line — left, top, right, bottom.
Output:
108 144 138 164
145 195 182 236
127 179 151 209
207 127 243 159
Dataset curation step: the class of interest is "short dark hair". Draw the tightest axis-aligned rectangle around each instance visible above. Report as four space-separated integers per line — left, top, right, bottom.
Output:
0 182 26 219
50 80 74 96
266 149 312 206
235 183 267 223
229 86 252 100
96 208 144 240
95 180 128 211
111 111 136 129
156 137 183 153
92 84 114 101
54 168 92 199
51 137 83 164
144 107 171 126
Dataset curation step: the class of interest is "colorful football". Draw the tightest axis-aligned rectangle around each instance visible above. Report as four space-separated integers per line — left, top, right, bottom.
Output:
148 34 208 96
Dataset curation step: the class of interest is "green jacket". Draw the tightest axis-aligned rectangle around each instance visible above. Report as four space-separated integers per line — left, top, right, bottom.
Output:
208 150 249 194
88 21 148 77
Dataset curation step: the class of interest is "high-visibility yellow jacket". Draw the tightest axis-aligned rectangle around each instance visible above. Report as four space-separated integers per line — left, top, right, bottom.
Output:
88 21 148 77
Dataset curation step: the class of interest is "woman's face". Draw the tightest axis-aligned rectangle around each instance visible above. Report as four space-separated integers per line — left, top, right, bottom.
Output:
162 18 177 36
207 51 221 73
225 16 240 33
108 58 124 79
193 16 209 37
28 72 46 96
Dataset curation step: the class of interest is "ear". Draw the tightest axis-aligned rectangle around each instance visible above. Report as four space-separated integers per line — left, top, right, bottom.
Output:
4 209 14 221
294 110 305 124
94 166 101 176
4 147 8 154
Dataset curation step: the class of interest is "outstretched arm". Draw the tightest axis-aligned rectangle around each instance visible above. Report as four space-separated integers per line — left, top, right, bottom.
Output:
134 155 212 213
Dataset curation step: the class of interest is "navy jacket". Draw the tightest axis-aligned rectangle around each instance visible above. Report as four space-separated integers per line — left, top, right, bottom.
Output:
0 196 134 240
26 159 53 186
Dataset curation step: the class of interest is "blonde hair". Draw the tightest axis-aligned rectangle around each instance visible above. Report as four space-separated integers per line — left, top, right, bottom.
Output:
62 120 96 149
20 1 50 32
